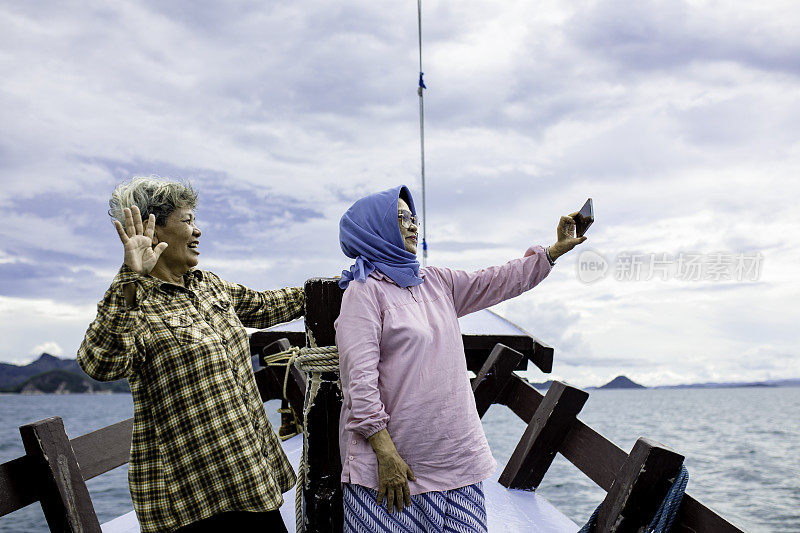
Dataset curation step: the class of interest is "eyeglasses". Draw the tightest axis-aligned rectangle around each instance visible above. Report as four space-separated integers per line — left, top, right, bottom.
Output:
398 209 420 228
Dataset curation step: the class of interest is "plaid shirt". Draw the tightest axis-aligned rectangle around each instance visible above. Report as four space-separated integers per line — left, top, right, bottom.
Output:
78 265 304 532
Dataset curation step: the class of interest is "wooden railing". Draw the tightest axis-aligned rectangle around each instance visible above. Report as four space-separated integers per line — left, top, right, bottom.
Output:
0 278 745 532
477 345 742 532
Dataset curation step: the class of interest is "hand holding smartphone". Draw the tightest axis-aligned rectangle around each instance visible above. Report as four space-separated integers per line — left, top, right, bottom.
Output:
575 198 593 237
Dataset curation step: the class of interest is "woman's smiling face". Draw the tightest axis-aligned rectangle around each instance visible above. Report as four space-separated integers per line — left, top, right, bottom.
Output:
397 198 418 255
153 207 202 275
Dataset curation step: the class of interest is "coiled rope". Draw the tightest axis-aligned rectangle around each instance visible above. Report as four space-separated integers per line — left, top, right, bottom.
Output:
264 345 340 533
578 465 689 533
261 347 304 440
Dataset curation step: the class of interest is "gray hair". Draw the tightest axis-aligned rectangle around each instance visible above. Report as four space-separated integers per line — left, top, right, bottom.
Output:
108 176 198 226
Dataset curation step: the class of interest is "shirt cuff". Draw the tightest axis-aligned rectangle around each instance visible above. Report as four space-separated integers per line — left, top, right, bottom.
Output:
544 246 556 266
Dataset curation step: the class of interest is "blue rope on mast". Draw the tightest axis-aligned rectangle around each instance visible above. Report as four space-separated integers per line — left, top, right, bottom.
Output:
578 465 689 533
419 72 426 89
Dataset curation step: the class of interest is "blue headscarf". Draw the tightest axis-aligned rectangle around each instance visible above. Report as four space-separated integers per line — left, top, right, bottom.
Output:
339 185 424 289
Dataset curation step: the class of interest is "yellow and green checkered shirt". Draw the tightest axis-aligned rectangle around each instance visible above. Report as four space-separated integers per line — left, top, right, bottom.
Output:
78 265 304 532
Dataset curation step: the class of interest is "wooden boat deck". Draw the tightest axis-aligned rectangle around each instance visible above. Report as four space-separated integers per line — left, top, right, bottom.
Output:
99 433 578 533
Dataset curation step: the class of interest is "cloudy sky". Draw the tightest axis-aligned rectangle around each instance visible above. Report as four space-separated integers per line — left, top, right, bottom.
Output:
1 0 798 387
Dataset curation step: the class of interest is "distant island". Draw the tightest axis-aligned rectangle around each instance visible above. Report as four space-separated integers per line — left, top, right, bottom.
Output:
0 353 129 394
528 374 800 390
528 375 647 390
597 375 646 389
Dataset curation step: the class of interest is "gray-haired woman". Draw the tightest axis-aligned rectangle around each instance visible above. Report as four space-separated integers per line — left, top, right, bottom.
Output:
78 177 302 533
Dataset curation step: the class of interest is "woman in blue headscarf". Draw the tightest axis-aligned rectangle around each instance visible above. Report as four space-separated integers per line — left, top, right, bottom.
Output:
335 185 585 532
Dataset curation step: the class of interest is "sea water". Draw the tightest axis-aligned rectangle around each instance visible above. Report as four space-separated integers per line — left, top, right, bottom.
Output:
0 388 797 532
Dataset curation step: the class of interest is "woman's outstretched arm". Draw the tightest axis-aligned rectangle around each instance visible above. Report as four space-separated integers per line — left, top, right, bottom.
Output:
437 213 587 316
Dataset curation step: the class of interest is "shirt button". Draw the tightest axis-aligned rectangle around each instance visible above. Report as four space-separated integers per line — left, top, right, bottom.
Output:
349 456 354 461
221 338 228 345
352 440 357 445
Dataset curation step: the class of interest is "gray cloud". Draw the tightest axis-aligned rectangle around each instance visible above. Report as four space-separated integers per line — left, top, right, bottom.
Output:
569 0 800 76
0 1 798 384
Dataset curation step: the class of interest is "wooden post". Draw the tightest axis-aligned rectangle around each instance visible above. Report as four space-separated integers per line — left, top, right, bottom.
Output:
19 416 102 533
499 381 588 490
301 278 344 533
471 343 526 418
594 437 684 533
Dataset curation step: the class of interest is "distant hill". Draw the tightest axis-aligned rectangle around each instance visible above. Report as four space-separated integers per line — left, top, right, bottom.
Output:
597 376 646 389
0 354 129 394
528 380 553 390
526 375 800 390
654 379 800 389
0 353 78 388
10 370 128 394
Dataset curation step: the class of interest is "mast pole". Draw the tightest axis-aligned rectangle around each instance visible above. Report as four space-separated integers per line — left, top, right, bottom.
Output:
417 0 428 266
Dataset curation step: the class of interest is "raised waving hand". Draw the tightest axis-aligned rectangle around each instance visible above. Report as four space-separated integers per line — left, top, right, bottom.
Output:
113 206 167 275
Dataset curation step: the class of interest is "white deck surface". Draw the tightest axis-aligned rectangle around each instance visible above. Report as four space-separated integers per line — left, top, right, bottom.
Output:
102 434 577 532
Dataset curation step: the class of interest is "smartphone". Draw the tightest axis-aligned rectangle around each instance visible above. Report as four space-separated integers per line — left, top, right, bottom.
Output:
575 198 594 237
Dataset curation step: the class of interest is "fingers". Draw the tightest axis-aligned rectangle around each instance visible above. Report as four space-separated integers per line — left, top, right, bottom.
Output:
568 211 580 218
386 486 395 513
132 206 144 235
558 216 575 230
113 220 129 244
377 485 386 507
124 208 135 237
403 482 411 509
407 467 416 482
395 485 405 513
143 214 156 239
123 206 148 237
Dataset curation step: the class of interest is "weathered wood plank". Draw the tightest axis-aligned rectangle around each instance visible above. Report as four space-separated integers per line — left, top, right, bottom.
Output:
463 333 553 373
71 418 133 480
499 381 588 490
499 377 633 492
0 455 39 516
677 494 746 533
560 419 628 492
301 277 344 533
250 329 305 351
19 416 102 532
254 365 283 402
595 437 684 532
471 344 527 418
497 374 546 421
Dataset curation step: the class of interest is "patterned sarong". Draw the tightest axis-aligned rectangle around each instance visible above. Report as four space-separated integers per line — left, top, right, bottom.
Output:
343 482 488 533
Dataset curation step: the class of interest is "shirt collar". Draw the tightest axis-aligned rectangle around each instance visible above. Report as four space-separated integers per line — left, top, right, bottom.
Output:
117 264 204 291
369 268 426 284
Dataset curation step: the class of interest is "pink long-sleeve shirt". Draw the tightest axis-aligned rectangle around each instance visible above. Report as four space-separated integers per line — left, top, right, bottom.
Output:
335 245 553 494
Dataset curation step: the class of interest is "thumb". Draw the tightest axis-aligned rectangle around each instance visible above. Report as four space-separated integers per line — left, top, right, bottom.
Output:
580 236 588 242
407 467 416 481
153 242 168 260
